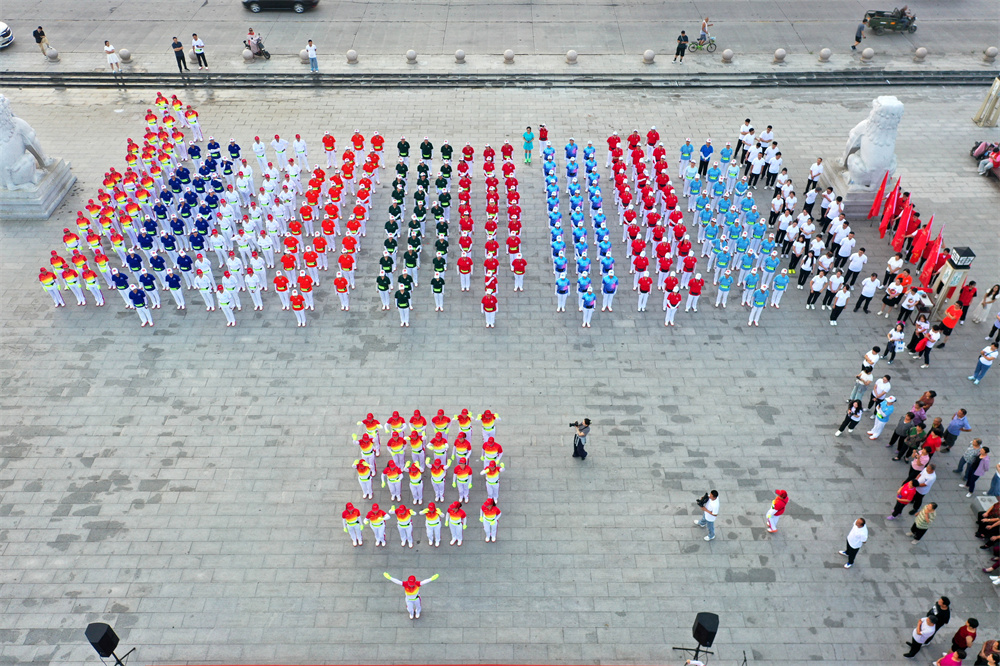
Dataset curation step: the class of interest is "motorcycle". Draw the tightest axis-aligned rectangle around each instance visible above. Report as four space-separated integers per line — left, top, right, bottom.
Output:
244 34 270 60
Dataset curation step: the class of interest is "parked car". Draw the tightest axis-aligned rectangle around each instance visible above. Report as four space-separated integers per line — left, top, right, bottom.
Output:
0 22 14 49
242 0 319 12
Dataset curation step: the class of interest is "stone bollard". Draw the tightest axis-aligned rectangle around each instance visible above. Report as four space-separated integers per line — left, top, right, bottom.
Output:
913 47 927 62
347 49 358 64
566 50 578 64
985 46 998 63
818 48 832 63
721 49 734 64
455 49 465 64
406 49 417 64
643 49 655 64
299 49 310 64
45 47 60 62
504 49 515 63
773 48 786 63
861 47 874 62
118 48 131 63
243 49 254 62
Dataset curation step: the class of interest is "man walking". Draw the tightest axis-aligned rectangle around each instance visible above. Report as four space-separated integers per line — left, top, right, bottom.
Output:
673 31 689 63
693 490 719 541
191 34 208 69
33 26 51 56
572 419 590 460
968 342 998 385
839 517 868 568
306 40 318 72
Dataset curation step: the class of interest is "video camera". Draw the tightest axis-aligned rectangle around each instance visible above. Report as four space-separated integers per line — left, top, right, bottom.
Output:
695 493 710 507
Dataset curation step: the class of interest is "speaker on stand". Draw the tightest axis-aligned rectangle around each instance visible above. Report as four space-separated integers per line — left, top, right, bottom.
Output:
85 623 136 666
672 612 719 661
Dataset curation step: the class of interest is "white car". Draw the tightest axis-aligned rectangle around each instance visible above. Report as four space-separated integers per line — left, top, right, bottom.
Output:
0 22 14 49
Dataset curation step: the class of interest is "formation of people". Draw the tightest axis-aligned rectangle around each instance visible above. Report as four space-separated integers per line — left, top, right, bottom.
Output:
343 409 504 554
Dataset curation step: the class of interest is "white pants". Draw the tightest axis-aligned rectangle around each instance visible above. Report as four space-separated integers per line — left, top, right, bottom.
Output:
249 288 263 308
460 273 471 290
426 523 441 544
200 289 214 308
399 308 410 325
765 509 781 531
294 309 306 325
449 522 463 544
406 596 421 617
485 311 496 326
637 292 649 310
602 292 614 309
432 481 445 500
483 520 498 540
398 524 413 546
770 290 784 306
371 523 386 545
514 274 523 290
277 290 291 308
347 524 363 544
338 292 349 308
582 308 594 324
359 479 372 497
68 284 86 304
868 419 888 439
749 305 763 324
557 292 568 309
685 294 699 311
715 291 729 307
136 305 153 325
664 306 677 325
434 292 443 309
169 288 184 308
457 481 470 502
409 483 422 502
485 482 499 500
88 285 105 305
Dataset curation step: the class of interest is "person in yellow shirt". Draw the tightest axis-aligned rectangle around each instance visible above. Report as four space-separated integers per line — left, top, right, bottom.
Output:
383 572 439 619
420 502 444 547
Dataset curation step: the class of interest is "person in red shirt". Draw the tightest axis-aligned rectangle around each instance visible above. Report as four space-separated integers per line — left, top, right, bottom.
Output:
632 252 649 290
290 289 307 326
656 254 674 289
457 252 473 292
312 233 329 270
462 143 475 163
645 126 660 159
956 280 977 323
511 253 527 291
322 132 337 167
338 252 355 288
637 272 653 311
686 273 705 312
537 124 549 150
297 270 314 309
664 286 682 325
505 234 521 269
481 289 498 328
302 245 320 285
680 254 698 289
334 271 350 310
273 270 291 309
279 251 298 274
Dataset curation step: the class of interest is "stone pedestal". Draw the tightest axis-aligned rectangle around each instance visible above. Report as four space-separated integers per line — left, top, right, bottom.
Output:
819 167 880 224
0 159 76 220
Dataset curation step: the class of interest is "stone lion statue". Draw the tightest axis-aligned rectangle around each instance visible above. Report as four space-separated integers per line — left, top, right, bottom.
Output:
0 94 55 191
841 95 904 190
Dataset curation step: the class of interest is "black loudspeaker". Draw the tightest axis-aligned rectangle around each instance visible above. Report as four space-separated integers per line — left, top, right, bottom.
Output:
692 612 719 647
86 623 119 658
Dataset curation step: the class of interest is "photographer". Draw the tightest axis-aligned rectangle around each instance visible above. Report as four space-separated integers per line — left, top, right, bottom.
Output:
571 418 591 460
693 490 719 541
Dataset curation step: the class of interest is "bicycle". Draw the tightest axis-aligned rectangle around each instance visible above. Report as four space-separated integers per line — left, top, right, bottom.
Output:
688 35 717 53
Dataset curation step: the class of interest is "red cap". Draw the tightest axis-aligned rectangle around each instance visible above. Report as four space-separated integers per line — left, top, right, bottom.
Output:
427 502 436 511
407 575 417 584
346 502 355 510
436 409 445 416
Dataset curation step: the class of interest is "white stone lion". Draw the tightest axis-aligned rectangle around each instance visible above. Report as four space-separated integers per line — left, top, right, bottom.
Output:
841 95 904 190
0 94 54 191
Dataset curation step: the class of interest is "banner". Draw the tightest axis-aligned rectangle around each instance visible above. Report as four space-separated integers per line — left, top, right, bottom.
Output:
919 228 943 287
891 203 911 253
867 171 889 219
908 215 932 262
879 180 900 239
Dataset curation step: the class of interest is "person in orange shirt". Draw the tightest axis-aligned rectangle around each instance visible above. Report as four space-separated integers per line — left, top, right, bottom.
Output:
289 289 307 326
39 267 66 307
364 503 388 547
81 265 105 306
937 301 963 349
479 498 501 542
383 572 439 618
312 233 329 271
62 266 87 306
477 409 500 441
342 502 363 547
426 458 450 502
353 459 375 499
381 459 403 501
406 462 424 505
445 501 467 546
419 502 444 547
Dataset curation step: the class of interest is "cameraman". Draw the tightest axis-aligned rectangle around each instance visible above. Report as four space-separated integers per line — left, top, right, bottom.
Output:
694 490 719 541
571 418 591 460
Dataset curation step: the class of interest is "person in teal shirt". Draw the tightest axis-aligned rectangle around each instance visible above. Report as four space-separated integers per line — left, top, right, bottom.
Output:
748 284 769 326
770 268 789 308
711 180 726 209
761 251 781 287
715 269 734 307
581 287 596 327
555 275 571 311
679 139 694 168
707 162 722 186
522 126 535 164
741 267 760 305
719 142 734 167
601 271 619 311
714 248 731 285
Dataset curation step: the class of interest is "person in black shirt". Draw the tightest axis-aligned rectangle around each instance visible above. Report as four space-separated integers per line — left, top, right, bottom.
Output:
572 419 591 459
431 271 445 311
673 31 689 63
420 138 434 161
440 142 453 161
397 137 410 166
395 287 411 326
33 26 51 56
171 37 189 72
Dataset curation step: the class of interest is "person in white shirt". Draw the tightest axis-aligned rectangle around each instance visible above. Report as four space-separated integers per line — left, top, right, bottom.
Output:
758 125 774 144
765 151 783 188
903 615 937 657
969 342 998 384
748 153 767 188
806 271 828 309
803 187 819 216
883 252 904 286
840 517 868 568
844 249 868 287
292 134 309 167
783 190 797 213
835 233 857 266
693 490 720 540
854 273 882 313
907 463 936 513
806 157 824 191
830 284 850 325
817 251 835 274
868 373 890 411
305 39 318 72
912 325 942 367
736 119 751 159
251 136 267 171
191 33 208 69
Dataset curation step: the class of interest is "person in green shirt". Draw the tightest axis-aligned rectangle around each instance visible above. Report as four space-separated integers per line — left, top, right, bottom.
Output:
435 175 448 194
395 287 412 326
398 268 414 293
431 271 445 311
385 218 399 238
388 202 402 222
395 159 408 182
439 190 452 220
419 139 434 162
379 250 395 274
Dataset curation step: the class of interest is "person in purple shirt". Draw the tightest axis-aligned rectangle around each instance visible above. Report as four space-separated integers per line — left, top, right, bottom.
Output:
962 447 991 497
941 409 972 452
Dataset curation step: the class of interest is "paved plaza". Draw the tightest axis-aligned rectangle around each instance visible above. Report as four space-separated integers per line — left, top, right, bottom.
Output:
1 83 999 666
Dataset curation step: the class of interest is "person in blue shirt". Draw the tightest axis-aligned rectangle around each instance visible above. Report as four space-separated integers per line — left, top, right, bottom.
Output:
717 194 732 217
703 221 720 259
176 250 195 288
719 142 734 168
581 286 596 327
566 161 579 184
553 252 568 276
738 249 756 286
228 140 241 160
565 139 578 161
149 251 169 288
547 194 560 212
706 161 722 187
110 268 132 308
679 139 694 169
687 175 703 212
770 268 789 308
572 224 587 245
733 177 749 208
600 254 615 276
698 139 713 176
576 252 592 276
748 284 768 326
585 157 598 175
714 247 731 285
128 284 154 326
601 270 619 311
188 142 202 170
711 179 726 210
595 221 609 243
138 269 161 309
715 269 734 307
598 237 613 258
576 272 592 311
741 268 760 306
761 251 781 287
206 137 222 160
165 270 185 310
583 141 596 161
590 191 602 211
573 239 587 258
550 223 564 243
555 274 571 311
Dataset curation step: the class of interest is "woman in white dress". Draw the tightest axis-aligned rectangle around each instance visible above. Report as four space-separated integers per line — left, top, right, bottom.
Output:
104 41 121 72
970 284 999 324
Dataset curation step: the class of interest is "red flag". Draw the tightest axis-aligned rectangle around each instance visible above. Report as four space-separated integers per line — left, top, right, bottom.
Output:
908 215 932 262
891 203 912 253
879 180 900 239
868 171 890 219
919 228 943 287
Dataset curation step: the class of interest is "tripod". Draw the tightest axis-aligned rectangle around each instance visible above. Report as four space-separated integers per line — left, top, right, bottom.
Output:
672 643 714 661
101 647 135 666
